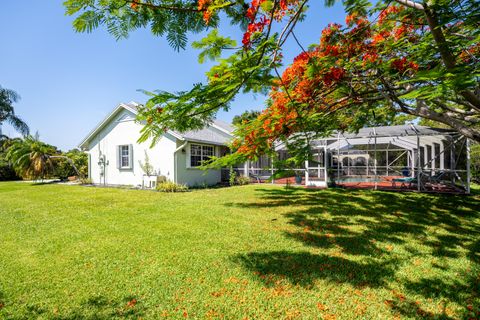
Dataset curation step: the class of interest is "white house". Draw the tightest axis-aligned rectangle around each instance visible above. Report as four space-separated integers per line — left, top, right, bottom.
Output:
78 102 234 187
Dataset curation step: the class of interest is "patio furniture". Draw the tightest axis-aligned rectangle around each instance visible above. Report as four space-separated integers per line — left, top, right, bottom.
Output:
249 173 271 183
392 176 416 188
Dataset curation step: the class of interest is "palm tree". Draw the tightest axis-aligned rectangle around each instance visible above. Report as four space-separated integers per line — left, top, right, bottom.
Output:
6 135 57 180
0 86 29 137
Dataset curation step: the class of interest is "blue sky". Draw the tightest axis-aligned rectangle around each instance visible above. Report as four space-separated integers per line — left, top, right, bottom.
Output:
0 1 346 150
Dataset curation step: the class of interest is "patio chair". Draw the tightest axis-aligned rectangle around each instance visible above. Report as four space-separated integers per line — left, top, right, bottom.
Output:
249 172 271 183
424 171 449 191
392 167 413 188
392 176 416 188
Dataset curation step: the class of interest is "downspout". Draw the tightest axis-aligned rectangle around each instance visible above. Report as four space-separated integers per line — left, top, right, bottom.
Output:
173 140 188 183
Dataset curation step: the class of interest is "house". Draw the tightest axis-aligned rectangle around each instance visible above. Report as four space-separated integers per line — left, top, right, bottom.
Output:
78 102 233 187
79 102 471 193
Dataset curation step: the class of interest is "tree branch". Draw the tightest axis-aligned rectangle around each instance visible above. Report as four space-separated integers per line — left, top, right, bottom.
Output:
393 0 424 10
422 4 480 109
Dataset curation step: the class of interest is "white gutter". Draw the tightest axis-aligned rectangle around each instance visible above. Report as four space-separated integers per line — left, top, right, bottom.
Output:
173 141 188 183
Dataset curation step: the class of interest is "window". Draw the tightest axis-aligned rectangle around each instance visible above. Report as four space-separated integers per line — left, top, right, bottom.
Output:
117 145 132 169
190 144 214 167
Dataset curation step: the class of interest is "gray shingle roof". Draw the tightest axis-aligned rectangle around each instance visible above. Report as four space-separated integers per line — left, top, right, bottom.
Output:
126 102 233 145
173 127 232 145
212 119 234 133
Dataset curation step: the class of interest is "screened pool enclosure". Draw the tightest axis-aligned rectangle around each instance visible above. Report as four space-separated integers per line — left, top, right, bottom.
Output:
225 125 471 194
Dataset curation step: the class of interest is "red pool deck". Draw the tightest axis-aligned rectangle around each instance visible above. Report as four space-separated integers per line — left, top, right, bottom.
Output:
257 176 465 194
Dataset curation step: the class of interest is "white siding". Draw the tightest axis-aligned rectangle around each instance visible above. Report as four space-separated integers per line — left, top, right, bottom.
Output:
85 109 176 186
175 141 222 186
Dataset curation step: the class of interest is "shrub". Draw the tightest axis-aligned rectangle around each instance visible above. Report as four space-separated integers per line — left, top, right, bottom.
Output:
0 162 20 181
236 176 250 185
156 175 167 184
79 177 93 185
267 169 295 182
54 149 88 179
156 181 188 192
229 167 237 186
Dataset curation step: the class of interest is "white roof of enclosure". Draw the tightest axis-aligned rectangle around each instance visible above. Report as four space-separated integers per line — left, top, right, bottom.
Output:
313 125 457 151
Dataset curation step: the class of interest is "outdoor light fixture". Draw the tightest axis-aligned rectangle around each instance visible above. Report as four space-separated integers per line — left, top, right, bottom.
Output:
98 155 109 167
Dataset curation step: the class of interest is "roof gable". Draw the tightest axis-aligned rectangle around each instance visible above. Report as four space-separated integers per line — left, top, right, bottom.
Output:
79 102 234 149
78 102 140 149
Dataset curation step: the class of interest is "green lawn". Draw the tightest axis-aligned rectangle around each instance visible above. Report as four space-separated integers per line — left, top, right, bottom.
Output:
0 182 479 319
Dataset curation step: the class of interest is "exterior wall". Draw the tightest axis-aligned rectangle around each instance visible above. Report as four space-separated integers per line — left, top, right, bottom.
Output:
85 109 176 186
175 141 222 186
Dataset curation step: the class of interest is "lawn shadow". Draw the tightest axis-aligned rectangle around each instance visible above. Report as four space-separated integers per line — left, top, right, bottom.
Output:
230 186 480 318
234 250 398 288
3 294 145 319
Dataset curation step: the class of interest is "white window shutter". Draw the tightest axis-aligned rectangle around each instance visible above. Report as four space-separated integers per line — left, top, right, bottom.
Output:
116 146 121 169
129 144 133 169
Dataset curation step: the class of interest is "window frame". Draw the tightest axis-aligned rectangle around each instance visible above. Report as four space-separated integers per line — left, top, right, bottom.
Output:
188 143 216 168
118 144 133 170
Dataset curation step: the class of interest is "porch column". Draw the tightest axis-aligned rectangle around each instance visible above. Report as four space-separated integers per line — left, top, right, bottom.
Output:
336 133 340 182
347 148 350 176
324 146 328 185
243 160 249 177
450 138 455 171
409 150 414 177
386 149 389 176
439 141 445 170
423 143 428 171
270 153 275 184
431 143 436 174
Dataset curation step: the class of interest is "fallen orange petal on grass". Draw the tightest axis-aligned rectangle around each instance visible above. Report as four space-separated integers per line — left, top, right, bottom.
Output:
316 303 328 311
126 299 137 308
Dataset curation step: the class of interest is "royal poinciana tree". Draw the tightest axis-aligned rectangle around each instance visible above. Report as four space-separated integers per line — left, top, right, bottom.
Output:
65 0 480 162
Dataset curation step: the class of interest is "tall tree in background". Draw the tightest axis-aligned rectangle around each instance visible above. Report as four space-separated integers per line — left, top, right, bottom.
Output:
6 135 58 180
0 136 21 181
65 0 479 153
0 86 29 137
232 110 261 126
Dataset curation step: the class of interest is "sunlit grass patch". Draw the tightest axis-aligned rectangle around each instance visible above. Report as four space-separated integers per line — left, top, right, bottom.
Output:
0 182 479 319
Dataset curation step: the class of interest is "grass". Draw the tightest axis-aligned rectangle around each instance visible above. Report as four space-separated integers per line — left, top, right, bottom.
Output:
0 182 479 319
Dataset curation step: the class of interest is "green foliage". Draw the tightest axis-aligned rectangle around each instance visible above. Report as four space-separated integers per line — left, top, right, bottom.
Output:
0 85 29 136
192 29 237 64
66 0 480 150
54 149 88 179
156 181 188 192
235 175 250 185
0 137 20 181
139 150 155 176
64 0 225 50
232 110 261 126
79 177 93 185
270 169 295 181
6 135 58 180
137 37 277 146
228 166 237 186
